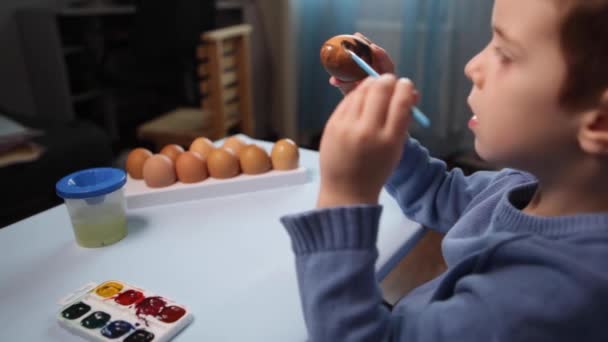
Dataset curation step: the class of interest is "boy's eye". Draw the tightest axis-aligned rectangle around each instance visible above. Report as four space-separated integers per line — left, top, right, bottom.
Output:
493 46 512 64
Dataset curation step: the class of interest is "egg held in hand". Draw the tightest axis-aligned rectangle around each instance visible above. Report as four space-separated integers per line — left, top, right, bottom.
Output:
320 34 373 82
125 148 152 179
271 139 299 170
207 148 240 179
175 151 208 183
239 144 271 175
142 154 177 188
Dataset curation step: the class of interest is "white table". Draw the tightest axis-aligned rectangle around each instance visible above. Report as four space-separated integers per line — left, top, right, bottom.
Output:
0 139 424 341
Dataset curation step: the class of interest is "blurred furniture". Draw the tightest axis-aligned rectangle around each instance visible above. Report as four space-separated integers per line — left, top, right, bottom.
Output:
137 24 254 149
17 1 219 146
16 6 137 141
100 0 218 146
380 229 447 305
0 114 113 228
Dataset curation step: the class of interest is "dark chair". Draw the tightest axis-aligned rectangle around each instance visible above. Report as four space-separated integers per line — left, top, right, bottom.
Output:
0 107 113 228
136 24 255 149
98 0 217 145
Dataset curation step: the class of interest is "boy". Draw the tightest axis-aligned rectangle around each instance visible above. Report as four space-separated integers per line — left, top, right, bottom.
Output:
280 0 608 341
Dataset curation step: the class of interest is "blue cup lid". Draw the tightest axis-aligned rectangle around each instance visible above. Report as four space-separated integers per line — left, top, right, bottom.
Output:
56 167 127 199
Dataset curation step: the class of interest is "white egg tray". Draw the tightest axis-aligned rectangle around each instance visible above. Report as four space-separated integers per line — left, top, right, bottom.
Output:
125 167 309 210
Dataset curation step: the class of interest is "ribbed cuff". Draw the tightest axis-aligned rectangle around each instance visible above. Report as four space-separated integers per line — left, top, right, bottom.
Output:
280 205 383 255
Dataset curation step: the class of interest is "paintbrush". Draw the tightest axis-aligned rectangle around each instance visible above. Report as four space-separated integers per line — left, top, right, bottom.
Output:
346 49 431 128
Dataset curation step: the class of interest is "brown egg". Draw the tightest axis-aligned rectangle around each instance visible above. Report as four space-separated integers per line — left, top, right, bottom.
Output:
320 34 373 82
239 144 272 175
189 137 215 159
142 154 176 188
175 151 208 183
207 148 240 179
159 144 185 163
125 147 152 179
222 136 246 156
271 139 300 170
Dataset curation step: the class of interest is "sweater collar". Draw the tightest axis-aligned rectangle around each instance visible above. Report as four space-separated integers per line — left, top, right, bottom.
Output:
493 182 608 238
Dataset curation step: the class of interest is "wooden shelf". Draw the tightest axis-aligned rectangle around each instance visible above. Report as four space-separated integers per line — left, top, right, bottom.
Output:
63 46 85 56
72 90 101 103
58 5 136 17
216 1 244 10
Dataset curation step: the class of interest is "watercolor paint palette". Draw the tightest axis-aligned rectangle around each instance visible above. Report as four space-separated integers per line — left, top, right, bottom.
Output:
57 281 193 342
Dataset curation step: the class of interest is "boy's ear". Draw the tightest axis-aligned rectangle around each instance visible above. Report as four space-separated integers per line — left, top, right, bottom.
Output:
578 90 608 156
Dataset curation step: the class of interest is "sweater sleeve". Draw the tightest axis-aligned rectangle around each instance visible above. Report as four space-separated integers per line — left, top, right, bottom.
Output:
385 138 501 233
281 205 391 342
281 209 604 341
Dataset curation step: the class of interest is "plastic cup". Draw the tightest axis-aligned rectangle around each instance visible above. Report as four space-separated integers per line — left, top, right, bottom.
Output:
56 167 128 248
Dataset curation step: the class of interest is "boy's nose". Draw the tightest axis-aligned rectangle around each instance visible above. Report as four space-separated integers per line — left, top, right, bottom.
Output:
464 52 484 88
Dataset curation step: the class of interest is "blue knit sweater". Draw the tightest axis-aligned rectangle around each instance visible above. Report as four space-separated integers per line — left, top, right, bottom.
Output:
280 138 608 341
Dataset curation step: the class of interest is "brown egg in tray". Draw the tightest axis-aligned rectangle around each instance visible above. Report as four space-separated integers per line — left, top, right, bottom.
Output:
123 135 308 209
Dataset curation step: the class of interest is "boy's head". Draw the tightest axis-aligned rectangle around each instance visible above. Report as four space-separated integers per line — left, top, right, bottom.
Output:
557 0 608 111
464 0 608 173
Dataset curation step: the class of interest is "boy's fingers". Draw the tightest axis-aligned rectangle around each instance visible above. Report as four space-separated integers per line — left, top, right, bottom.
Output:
346 77 374 120
371 45 395 74
338 84 357 95
331 89 352 121
385 78 415 136
333 77 373 122
330 76 359 95
354 32 373 45
412 90 421 105
353 32 394 74
361 74 396 128
329 76 348 86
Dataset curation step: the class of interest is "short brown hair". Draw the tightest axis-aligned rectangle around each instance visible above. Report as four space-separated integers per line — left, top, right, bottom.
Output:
557 0 608 110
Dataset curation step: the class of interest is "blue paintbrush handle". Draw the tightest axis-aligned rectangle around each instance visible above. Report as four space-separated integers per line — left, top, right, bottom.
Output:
347 50 431 128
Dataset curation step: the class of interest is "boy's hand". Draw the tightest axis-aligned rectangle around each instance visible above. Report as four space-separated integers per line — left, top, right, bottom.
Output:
330 33 395 95
317 75 419 208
